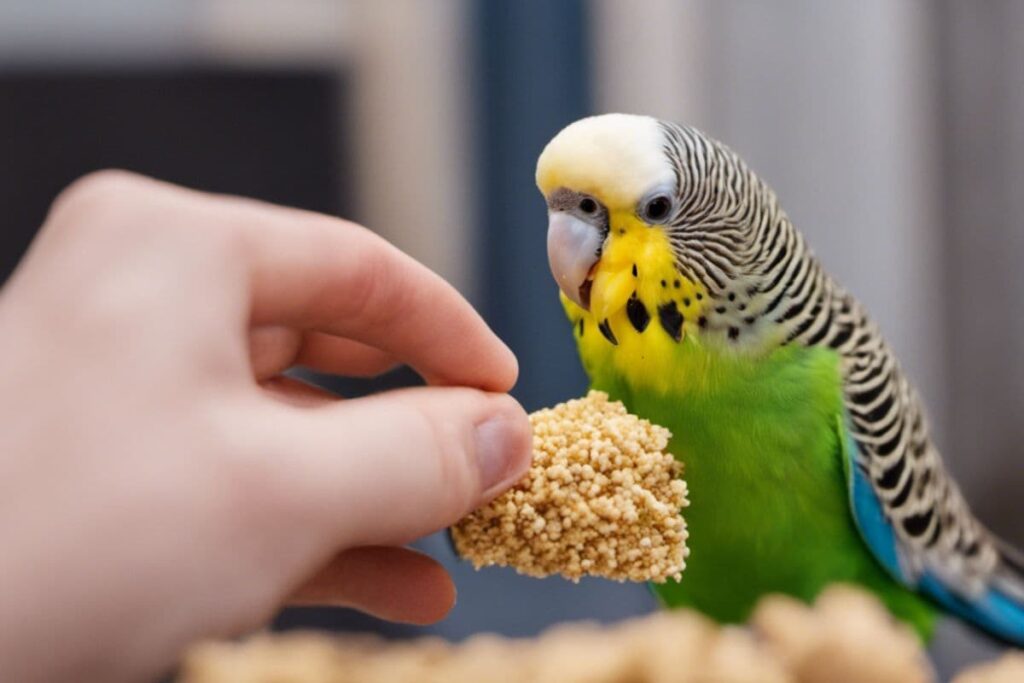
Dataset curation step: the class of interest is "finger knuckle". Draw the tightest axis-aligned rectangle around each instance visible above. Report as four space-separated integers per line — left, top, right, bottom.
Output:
340 231 415 329
49 169 146 226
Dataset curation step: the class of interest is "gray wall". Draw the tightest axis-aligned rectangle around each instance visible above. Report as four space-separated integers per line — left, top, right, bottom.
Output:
941 0 1024 547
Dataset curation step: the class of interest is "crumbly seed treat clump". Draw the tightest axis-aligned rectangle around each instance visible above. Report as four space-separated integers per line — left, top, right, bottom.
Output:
452 391 689 583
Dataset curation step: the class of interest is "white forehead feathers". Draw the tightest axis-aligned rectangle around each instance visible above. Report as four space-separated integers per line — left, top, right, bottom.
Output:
536 114 674 208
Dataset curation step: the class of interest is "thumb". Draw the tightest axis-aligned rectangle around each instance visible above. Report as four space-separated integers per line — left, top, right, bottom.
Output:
274 386 533 548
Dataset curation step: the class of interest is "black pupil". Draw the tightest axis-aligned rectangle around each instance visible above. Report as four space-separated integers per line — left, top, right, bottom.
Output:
646 197 670 220
579 197 597 214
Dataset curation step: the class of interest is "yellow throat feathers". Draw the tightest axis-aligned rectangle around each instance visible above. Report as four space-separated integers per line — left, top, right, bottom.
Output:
562 213 710 394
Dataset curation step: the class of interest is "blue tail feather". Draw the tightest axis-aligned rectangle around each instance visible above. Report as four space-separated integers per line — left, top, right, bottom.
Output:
918 571 1024 646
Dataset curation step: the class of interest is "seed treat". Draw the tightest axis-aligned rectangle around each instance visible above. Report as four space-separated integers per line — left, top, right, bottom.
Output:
452 391 689 583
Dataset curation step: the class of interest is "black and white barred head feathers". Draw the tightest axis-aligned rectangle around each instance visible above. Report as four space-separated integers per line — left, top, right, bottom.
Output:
656 121 767 291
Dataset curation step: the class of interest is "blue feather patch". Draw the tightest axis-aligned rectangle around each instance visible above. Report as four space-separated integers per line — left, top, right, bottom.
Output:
839 420 909 584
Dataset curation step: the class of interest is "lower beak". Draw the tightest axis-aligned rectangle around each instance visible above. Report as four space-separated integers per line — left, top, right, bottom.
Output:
547 212 603 310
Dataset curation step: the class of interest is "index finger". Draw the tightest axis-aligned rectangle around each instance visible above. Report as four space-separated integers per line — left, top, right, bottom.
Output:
237 201 518 391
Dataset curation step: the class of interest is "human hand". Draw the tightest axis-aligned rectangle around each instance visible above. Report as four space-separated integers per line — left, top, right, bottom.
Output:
0 171 532 682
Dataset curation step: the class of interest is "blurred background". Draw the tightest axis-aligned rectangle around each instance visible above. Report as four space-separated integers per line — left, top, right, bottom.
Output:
1 0 1021 679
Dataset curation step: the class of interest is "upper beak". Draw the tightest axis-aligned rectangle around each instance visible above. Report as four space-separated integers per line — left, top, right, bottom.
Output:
547 212 603 310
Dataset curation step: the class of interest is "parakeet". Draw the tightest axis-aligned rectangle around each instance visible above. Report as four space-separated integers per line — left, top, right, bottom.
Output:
536 113 1024 645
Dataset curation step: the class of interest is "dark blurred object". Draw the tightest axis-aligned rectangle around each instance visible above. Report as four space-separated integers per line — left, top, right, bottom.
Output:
475 0 592 412
0 69 348 285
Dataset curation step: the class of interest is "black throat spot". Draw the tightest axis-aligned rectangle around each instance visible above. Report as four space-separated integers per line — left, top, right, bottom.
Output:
598 319 618 345
657 301 684 342
626 296 650 333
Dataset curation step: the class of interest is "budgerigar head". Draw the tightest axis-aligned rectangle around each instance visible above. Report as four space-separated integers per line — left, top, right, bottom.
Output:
537 114 791 356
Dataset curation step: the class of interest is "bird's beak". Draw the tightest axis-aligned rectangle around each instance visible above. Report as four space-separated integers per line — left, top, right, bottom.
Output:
547 212 603 310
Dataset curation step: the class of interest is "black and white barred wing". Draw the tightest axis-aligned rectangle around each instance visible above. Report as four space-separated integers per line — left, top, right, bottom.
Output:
830 291 1024 644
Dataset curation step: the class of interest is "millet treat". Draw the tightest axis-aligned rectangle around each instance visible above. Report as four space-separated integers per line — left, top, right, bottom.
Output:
451 391 689 583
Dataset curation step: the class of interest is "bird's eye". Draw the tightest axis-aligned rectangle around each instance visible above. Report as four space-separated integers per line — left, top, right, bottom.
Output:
641 195 673 223
579 197 598 215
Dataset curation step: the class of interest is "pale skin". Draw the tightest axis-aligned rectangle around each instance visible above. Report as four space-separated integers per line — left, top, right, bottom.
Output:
0 171 533 682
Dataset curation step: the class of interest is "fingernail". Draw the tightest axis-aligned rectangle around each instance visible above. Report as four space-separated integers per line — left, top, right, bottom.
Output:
475 408 530 494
